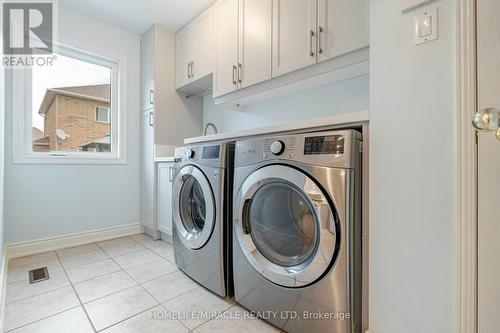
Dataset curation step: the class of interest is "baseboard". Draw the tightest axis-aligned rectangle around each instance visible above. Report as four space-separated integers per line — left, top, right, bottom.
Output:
0 248 7 333
6 223 144 260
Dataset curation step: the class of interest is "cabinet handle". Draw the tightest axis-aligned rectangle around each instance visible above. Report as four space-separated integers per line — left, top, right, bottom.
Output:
149 90 154 105
189 61 194 79
309 30 315 57
169 166 174 182
238 63 242 84
232 65 237 85
149 112 154 127
318 26 324 54
187 62 191 79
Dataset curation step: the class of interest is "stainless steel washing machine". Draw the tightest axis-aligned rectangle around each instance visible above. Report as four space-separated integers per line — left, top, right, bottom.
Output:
172 142 234 297
232 130 362 333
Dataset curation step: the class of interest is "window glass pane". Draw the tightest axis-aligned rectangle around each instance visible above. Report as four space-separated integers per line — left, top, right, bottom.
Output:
31 53 112 153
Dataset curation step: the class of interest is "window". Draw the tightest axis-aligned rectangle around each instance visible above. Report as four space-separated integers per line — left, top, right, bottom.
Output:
12 38 127 164
95 107 110 123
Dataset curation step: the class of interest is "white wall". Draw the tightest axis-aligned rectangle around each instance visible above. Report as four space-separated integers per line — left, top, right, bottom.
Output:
202 75 369 132
4 7 141 243
369 1 458 332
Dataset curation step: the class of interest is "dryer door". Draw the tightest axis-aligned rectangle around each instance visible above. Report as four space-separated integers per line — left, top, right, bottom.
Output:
173 165 215 250
234 165 340 288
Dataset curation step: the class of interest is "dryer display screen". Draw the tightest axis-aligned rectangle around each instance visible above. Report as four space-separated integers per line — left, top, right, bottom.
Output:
304 135 344 155
202 145 220 159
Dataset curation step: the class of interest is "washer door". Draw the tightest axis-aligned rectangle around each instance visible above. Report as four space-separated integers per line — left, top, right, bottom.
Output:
173 165 215 250
235 165 339 287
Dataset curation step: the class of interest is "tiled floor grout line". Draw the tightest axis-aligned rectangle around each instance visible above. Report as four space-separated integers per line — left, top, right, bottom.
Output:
94 241 193 332
55 250 98 333
4 304 83 333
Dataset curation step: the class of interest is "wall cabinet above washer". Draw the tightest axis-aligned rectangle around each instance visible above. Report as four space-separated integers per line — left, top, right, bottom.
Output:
176 6 214 92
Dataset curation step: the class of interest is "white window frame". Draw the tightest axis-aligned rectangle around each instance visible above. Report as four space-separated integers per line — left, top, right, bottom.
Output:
12 36 128 164
95 106 110 123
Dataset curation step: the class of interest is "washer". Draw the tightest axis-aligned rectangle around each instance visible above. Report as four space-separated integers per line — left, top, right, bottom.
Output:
172 142 234 297
232 130 362 333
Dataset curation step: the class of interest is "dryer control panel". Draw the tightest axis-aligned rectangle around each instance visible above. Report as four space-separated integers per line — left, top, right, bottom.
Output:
235 130 361 169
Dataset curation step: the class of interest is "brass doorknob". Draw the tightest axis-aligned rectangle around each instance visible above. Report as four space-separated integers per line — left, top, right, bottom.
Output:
473 108 500 131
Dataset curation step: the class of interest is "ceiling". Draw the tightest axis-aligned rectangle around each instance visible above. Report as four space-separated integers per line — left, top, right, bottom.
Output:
59 0 216 35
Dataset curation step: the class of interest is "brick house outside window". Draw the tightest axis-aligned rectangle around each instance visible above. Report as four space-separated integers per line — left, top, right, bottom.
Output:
32 84 111 153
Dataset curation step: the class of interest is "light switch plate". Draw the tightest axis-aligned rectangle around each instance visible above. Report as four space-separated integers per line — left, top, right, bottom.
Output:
401 0 434 12
414 8 438 45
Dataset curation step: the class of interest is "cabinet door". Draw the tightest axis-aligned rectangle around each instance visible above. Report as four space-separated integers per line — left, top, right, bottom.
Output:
238 0 272 88
141 28 155 111
176 23 195 88
317 0 369 63
141 110 155 230
157 162 174 236
272 0 317 78
193 6 214 80
213 0 239 97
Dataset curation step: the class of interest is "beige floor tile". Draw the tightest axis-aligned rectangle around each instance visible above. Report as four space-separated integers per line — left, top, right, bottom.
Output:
8 252 58 269
64 258 121 284
193 305 281 333
102 305 188 333
113 250 161 269
150 242 175 262
163 286 234 330
84 285 158 331
6 270 70 304
124 257 178 283
131 234 168 250
59 249 109 269
98 237 146 257
9 306 94 333
142 270 199 303
4 286 80 331
73 270 137 303
7 258 63 284
56 244 100 258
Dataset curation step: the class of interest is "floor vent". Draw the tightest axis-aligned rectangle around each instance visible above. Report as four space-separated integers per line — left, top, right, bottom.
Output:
29 267 49 284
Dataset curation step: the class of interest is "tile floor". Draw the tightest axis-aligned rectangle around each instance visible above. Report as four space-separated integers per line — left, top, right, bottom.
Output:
4 234 280 332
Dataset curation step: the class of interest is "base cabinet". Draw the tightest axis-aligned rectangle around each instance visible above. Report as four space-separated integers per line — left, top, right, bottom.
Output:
157 162 174 237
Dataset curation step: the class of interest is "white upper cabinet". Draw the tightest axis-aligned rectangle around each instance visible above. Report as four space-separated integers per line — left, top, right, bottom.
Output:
175 6 214 89
176 23 195 88
193 7 214 80
317 0 369 63
214 0 239 97
272 0 317 78
238 0 272 88
140 29 155 111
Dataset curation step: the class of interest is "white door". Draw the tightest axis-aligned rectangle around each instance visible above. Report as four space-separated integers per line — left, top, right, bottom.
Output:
317 0 369 63
214 0 239 97
238 0 272 88
477 0 500 332
176 23 195 88
193 6 214 81
140 110 155 230
157 162 174 237
140 28 155 111
272 0 317 78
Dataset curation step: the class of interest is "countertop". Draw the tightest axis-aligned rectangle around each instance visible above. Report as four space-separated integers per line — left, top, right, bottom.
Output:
154 157 175 163
184 111 369 144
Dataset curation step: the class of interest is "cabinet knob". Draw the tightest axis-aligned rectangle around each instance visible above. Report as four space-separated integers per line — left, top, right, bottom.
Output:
472 108 500 141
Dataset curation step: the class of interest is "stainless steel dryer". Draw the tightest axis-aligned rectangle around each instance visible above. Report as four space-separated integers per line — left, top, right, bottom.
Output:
232 130 362 333
172 142 234 297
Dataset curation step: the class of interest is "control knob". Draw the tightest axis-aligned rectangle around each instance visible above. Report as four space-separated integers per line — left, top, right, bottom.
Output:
185 148 195 159
270 140 285 156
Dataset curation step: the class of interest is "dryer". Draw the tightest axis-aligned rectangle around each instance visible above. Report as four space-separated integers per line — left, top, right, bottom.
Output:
232 130 362 333
172 142 234 297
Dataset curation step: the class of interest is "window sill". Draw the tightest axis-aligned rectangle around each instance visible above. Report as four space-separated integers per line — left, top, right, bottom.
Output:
13 155 127 165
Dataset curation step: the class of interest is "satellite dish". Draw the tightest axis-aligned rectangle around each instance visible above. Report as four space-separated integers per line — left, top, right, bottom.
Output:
56 128 70 140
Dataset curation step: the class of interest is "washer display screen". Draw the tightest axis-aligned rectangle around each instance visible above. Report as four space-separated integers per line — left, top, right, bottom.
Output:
304 135 344 155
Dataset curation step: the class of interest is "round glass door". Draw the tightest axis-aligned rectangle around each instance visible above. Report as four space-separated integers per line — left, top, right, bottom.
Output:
235 165 339 287
173 165 215 250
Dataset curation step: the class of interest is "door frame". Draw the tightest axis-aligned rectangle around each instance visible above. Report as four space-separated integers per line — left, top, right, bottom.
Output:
458 0 477 332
